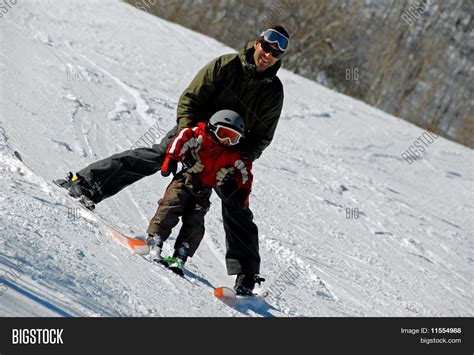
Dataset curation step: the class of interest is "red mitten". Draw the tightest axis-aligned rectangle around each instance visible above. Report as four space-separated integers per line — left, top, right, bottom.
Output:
163 127 204 176
161 155 177 177
168 127 202 159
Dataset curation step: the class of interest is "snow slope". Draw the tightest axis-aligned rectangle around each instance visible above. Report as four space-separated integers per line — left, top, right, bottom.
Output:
0 0 472 317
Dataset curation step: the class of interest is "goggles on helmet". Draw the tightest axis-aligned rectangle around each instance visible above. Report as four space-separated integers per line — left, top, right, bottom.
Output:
212 125 242 145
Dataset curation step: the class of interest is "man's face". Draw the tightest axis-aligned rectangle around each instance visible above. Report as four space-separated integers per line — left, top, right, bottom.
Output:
253 41 281 73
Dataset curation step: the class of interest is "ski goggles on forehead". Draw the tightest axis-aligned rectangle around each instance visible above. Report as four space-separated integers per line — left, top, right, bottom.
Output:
213 125 242 145
260 29 290 52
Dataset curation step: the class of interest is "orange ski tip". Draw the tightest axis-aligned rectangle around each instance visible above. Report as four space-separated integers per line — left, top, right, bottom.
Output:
106 227 149 255
214 287 235 299
214 287 224 298
127 238 149 255
127 238 147 248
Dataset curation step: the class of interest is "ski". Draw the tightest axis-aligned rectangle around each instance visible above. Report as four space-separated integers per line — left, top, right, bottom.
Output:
105 227 150 255
150 257 183 277
52 176 190 280
52 178 149 255
104 230 191 281
214 286 265 299
214 286 237 299
214 286 272 314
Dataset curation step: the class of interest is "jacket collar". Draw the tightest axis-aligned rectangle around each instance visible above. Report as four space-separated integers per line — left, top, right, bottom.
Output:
239 43 281 82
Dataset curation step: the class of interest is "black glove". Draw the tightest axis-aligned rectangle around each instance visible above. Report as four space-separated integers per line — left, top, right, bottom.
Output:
215 166 236 186
182 152 197 169
182 150 204 174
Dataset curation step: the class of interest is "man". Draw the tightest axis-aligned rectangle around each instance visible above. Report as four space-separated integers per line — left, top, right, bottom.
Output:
56 25 290 295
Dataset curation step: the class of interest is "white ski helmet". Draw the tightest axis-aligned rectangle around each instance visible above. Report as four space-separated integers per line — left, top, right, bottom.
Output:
208 109 245 134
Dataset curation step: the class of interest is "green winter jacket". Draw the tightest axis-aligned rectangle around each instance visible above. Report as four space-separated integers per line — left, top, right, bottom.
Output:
176 44 284 162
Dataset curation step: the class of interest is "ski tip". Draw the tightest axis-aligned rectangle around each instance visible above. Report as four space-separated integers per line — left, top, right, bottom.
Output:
105 227 150 255
127 238 149 255
132 244 150 255
214 286 236 299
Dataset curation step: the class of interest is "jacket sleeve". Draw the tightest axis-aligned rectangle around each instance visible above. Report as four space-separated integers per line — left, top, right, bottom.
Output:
177 57 223 130
244 81 284 162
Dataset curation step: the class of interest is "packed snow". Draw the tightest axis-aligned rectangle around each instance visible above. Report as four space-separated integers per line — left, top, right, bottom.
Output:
0 0 472 317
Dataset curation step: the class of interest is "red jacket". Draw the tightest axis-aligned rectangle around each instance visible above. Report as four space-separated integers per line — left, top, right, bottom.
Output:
163 122 253 190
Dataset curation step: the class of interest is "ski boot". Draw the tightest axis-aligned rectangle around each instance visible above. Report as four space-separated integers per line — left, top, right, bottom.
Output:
53 172 96 210
165 243 189 276
146 234 164 262
234 274 266 296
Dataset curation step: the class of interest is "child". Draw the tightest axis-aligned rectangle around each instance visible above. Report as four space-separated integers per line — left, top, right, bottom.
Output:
145 110 252 275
